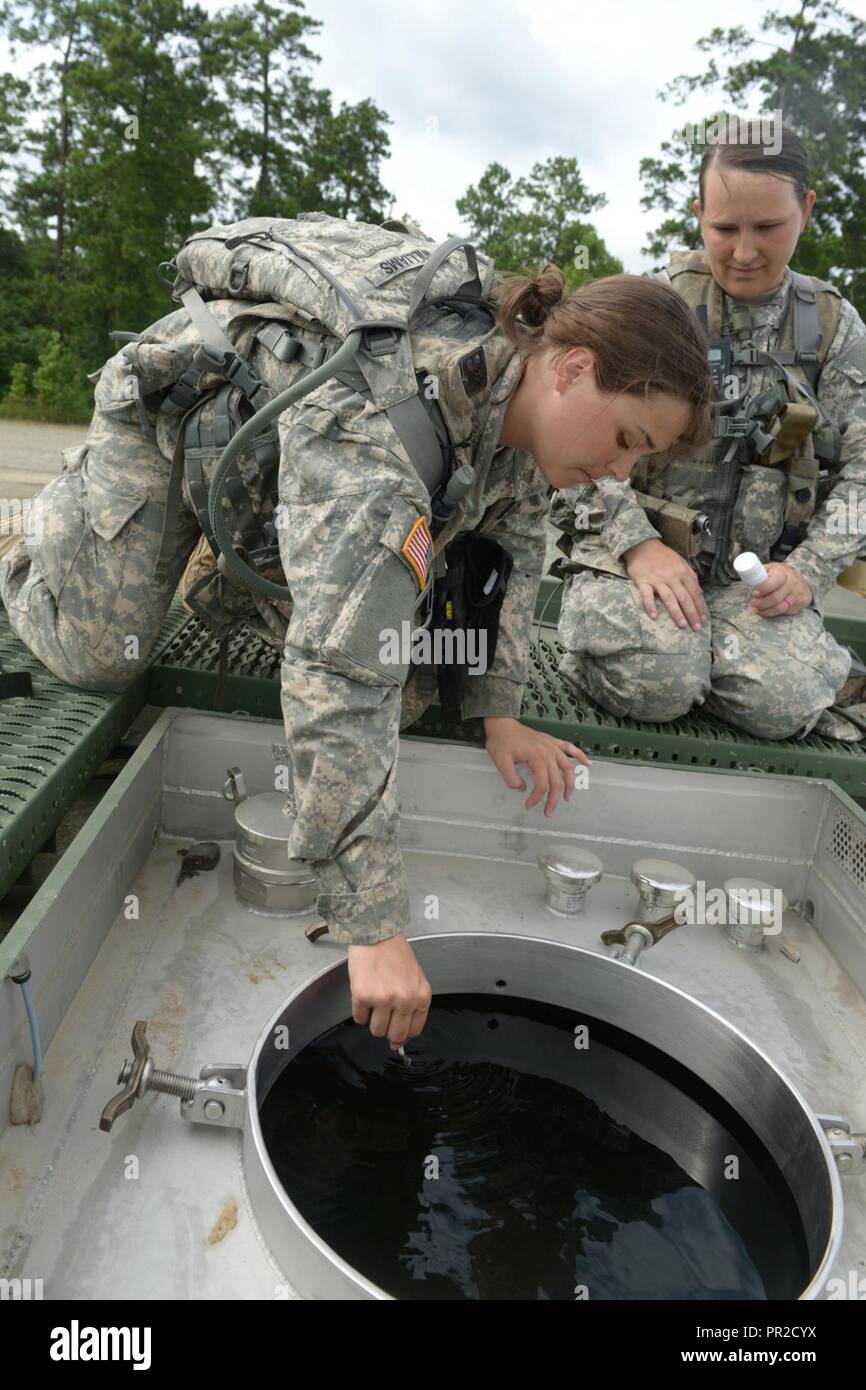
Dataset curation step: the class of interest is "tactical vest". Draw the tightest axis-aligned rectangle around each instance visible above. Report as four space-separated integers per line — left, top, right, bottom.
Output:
633 249 844 580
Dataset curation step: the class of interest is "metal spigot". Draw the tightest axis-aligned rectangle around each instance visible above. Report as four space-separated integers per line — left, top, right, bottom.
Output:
4 952 31 984
100 1021 246 1132
537 848 603 914
630 858 696 924
601 911 682 968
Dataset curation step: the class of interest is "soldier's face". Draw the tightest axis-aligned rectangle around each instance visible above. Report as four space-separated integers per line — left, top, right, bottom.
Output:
694 168 816 300
527 347 692 490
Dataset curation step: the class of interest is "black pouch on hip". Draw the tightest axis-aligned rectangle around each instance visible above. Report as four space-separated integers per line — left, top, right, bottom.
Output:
432 531 514 720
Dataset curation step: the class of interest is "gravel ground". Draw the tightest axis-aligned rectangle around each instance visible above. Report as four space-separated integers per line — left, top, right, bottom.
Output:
0 418 87 499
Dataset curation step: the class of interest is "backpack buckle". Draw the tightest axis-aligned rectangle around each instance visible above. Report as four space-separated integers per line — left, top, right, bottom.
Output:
363 326 400 356
223 352 264 401
227 261 250 295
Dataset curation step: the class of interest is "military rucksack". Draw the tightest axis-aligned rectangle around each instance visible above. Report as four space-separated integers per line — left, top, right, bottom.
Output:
138 213 504 635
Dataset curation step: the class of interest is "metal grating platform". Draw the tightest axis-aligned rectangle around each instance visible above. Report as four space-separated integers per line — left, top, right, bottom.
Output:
0 599 191 899
3 577 866 909
146 584 866 799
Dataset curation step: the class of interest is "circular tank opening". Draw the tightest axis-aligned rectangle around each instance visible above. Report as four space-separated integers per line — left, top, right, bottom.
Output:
245 935 840 1301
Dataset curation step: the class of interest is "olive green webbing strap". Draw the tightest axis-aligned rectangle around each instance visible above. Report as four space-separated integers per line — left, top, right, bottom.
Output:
789 271 822 389
154 402 202 585
384 395 450 496
407 237 483 321
333 362 448 498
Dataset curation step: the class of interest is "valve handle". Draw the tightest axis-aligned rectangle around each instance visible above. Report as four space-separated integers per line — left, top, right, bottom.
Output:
601 911 680 948
99 1020 150 1133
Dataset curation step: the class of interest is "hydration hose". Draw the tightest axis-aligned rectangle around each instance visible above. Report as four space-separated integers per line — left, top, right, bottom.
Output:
207 328 365 602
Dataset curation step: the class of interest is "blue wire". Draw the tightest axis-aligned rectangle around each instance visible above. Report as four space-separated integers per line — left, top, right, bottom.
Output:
19 979 42 1082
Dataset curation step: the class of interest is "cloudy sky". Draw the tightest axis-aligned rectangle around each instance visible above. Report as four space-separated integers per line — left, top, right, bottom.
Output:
5 0 865 271
209 0 864 273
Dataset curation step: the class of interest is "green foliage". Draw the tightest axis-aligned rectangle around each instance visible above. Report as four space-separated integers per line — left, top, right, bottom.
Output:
6 361 31 402
33 330 91 419
3 0 865 428
0 331 92 420
0 225 38 385
457 156 623 287
640 1 866 314
0 0 395 420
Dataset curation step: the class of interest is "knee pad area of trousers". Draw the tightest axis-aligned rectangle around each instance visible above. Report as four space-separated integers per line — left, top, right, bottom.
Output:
561 649 710 723
705 669 833 740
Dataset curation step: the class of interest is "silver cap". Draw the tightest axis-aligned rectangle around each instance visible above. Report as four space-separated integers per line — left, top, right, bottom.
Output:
631 858 696 912
723 877 787 950
537 848 603 914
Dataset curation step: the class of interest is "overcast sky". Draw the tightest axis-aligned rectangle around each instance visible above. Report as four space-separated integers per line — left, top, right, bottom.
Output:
6 0 866 271
210 0 862 273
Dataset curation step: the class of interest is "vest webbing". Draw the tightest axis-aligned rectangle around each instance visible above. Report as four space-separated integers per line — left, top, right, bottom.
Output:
667 249 842 393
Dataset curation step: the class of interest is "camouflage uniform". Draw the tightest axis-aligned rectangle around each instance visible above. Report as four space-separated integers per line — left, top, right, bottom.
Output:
553 262 866 738
0 303 548 945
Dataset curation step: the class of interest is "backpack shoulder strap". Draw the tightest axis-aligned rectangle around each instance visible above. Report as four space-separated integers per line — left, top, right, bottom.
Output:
787 269 842 389
667 248 725 337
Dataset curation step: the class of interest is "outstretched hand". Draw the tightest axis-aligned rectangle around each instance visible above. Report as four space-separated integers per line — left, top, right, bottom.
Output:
483 716 591 816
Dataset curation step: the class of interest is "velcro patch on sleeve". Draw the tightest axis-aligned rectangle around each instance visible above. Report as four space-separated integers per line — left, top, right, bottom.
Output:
459 346 488 397
400 515 433 589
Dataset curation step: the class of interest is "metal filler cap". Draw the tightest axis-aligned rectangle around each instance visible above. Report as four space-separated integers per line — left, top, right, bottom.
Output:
723 877 788 952
631 858 696 923
224 766 316 914
537 848 603 915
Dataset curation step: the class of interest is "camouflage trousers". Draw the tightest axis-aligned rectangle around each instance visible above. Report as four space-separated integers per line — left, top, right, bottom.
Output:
558 570 852 739
0 435 202 691
0 382 436 948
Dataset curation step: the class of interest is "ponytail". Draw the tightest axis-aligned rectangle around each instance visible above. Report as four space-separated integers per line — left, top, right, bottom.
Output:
495 264 566 341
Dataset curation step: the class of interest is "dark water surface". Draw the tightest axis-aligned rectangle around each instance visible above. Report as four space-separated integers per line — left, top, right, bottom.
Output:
259 994 809 1300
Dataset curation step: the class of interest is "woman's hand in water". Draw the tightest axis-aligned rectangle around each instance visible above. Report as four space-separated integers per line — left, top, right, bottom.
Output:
483 717 590 815
623 538 707 631
348 933 432 1049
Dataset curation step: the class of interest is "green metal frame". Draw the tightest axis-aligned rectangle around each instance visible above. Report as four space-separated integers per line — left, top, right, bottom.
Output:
145 581 866 795
0 601 190 901
2 572 866 905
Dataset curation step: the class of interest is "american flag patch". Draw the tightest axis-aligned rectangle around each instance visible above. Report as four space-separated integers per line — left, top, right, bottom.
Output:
400 516 433 590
